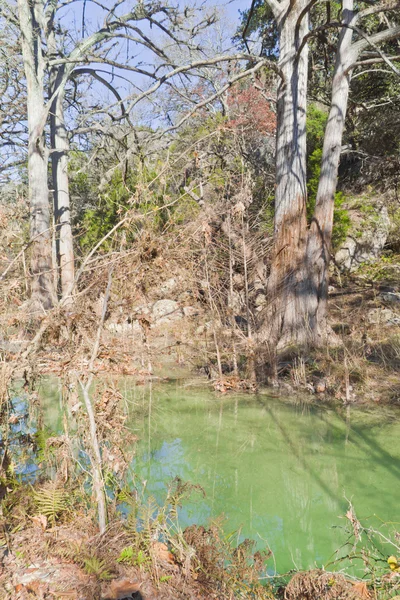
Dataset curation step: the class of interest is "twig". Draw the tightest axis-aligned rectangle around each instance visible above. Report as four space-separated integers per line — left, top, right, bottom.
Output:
78 266 114 534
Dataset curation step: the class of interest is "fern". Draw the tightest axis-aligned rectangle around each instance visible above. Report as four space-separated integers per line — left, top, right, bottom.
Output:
117 545 134 564
83 556 112 580
133 549 150 568
53 539 84 563
32 483 69 525
117 487 138 516
34 427 56 463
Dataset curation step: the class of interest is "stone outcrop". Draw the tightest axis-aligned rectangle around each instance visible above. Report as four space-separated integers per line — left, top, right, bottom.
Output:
335 203 390 271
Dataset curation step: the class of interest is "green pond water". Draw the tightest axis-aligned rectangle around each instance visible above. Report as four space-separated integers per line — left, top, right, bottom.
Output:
36 379 399 574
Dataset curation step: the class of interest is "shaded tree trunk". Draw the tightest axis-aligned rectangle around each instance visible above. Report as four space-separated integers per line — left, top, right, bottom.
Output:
18 0 56 310
262 0 309 349
305 0 355 344
260 0 400 355
50 69 75 303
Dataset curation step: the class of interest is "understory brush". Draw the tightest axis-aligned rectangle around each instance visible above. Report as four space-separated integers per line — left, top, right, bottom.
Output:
1 472 399 599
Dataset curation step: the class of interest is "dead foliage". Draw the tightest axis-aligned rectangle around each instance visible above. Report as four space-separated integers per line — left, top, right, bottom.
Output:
212 375 257 393
181 523 273 598
285 570 370 600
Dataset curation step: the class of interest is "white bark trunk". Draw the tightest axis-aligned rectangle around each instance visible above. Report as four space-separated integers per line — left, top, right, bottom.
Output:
50 70 75 303
305 0 355 343
18 0 56 310
263 0 309 348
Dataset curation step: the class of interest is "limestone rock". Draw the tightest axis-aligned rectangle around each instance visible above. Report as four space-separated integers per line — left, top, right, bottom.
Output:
152 299 182 323
183 306 200 317
380 291 400 304
106 320 141 334
367 307 400 326
228 290 244 313
159 277 178 295
195 321 212 335
335 204 390 271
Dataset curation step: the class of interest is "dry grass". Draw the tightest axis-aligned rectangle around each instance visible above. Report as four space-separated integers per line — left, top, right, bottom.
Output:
285 570 368 600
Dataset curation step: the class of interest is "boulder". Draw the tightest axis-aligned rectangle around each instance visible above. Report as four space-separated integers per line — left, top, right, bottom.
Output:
367 307 400 326
159 277 178 295
106 320 141 334
152 299 182 323
380 291 400 304
335 204 390 271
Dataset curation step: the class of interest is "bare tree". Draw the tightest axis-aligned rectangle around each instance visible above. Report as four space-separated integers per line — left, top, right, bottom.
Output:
0 23 27 183
257 0 400 353
305 0 400 344
47 9 75 304
260 0 310 350
4 0 267 310
17 0 56 310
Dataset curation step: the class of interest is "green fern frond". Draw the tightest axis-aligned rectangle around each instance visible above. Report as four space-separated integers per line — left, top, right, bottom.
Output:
32 483 69 525
117 487 138 515
83 556 112 580
133 549 150 568
124 511 139 542
117 545 134 563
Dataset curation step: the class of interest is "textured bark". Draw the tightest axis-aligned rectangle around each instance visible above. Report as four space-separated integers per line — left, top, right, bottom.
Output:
50 66 75 303
304 0 355 344
262 0 309 348
261 0 400 351
18 0 56 310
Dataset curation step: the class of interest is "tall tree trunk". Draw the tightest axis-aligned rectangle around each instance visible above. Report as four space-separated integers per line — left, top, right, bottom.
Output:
262 1 309 349
260 0 400 355
18 0 56 310
305 0 355 344
50 70 75 303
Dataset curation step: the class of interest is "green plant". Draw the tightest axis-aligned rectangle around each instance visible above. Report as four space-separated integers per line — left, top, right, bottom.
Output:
133 549 150 568
306 148 350 249
83 556 113 580
166 477 205 521
331 192 351 249
305 105 350 249
79 163 171 252
32 483 70 525
307 104 328 158
34 427 57 463
356 253 400 282
325 504 400 599
117 545 134 564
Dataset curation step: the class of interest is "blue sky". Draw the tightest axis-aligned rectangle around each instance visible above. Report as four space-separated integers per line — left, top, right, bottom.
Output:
215 0 251 21
58 0 257 137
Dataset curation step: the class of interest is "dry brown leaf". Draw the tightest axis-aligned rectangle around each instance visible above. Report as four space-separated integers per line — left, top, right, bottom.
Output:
352 581 370 599
104 578 142 599
152 541 175 564
31 514 48 531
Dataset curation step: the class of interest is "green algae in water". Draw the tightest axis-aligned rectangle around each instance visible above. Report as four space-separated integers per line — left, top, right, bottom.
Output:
124 382 400 574
37 379 400 574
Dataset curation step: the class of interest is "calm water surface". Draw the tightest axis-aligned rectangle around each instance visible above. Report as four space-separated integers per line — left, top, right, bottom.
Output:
37 379 399 573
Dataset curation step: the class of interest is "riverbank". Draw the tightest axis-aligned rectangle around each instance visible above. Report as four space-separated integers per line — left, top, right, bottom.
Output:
1 380 399 599
1 244 399 600
1 481 399 600
1 254 400 405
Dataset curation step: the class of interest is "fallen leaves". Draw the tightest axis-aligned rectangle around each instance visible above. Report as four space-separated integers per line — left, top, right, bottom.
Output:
103 578 143 600
151 541 175 565
352 581 371 599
